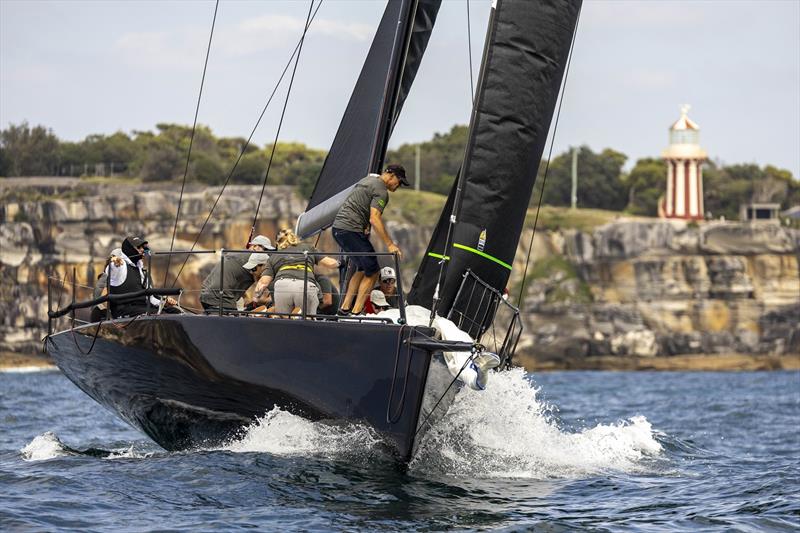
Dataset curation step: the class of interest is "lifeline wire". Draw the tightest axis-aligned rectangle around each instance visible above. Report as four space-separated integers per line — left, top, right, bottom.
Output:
466 0 474 105
249 0 315 245
164 0 220 286
515 6 582 306
170 1 324 288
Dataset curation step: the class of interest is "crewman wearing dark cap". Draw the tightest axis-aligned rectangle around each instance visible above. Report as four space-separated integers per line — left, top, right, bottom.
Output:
331 164 409 315
107 236 178 317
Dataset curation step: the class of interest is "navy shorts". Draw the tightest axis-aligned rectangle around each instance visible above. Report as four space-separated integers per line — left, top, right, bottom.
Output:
332 227 379 276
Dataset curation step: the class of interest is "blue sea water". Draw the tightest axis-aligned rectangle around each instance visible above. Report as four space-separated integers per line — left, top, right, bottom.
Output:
1 368 798 531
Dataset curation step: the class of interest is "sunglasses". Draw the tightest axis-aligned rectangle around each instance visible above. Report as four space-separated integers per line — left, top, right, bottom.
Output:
381 278 396 284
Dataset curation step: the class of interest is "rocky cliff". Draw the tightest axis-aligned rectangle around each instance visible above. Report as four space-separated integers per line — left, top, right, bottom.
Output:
518 221 799 365
1 179 798 366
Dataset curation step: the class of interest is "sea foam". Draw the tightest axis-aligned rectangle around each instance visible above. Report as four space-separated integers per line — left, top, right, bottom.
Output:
224 367 662 478
223 407 382 460
20 432 69 461
410 367 663 478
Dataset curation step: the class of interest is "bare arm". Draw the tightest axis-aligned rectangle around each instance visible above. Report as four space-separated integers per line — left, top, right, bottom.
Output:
254 275 273 302
369 207 402 259
318 256 339 268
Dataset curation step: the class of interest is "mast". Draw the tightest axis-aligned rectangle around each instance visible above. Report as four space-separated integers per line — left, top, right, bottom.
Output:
408 0 582 328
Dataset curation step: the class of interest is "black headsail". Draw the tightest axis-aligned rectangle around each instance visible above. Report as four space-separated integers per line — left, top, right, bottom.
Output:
296 0 441 238
408 0 582 333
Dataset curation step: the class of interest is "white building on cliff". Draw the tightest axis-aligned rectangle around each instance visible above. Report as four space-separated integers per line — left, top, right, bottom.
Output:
660 105 707 220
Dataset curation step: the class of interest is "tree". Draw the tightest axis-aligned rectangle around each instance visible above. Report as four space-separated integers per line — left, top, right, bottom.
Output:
625 158 664 216
386 125 468 195
231 154 268 185
540 146 628 210
189 153 224 184
139 146 182 182
0 122 60 176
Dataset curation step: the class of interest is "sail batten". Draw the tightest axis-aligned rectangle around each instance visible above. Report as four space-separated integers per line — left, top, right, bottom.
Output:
408 0 582 328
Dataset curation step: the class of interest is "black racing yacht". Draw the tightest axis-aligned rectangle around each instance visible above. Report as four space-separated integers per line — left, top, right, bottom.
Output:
45 0 581 461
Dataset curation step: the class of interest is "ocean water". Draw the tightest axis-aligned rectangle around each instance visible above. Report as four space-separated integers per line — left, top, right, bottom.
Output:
1 368 797 531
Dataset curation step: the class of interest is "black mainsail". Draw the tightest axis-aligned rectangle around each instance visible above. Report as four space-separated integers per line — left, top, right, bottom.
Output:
408 0 582 330
296 0 441 238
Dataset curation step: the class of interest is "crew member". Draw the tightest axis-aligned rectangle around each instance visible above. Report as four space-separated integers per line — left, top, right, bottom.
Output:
254 228 338 316
332 164 408 315
316 275 340 316
200 252 269 314
107 236 178 318
248 234 276 252
364 266 399 314
366 289 391 314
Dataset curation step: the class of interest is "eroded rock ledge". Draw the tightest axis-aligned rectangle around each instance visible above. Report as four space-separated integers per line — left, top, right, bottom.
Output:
1 179 798 368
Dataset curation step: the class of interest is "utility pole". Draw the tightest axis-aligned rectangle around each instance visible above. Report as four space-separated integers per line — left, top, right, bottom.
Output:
415 144 421 192
571 146 578 209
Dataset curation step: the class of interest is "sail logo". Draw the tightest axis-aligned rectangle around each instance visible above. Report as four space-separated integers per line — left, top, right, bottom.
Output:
477 229 487 251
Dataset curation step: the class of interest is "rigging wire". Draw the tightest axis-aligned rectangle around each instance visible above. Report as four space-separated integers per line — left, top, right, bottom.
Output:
515 6 582 306
249 0 315 246
466 0 475 104
169 1 323 288
164 0 220 286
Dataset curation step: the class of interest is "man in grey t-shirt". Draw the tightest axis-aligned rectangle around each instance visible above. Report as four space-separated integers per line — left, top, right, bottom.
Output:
332 164 408 315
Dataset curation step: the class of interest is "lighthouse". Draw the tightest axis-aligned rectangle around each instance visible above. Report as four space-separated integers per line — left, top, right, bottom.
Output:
661 105 707 220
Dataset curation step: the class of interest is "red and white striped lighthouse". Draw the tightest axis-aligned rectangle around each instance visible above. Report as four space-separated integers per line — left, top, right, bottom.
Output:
660 105 707 220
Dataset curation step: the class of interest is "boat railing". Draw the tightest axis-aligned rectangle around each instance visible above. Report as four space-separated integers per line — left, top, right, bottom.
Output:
47 247 407 332
447 269 523 367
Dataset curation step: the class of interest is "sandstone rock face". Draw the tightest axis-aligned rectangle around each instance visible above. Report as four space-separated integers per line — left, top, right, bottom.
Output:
524 220 799 360
1 180 798 361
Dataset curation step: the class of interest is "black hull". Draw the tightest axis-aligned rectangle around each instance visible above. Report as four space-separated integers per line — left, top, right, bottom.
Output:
46 316 458 461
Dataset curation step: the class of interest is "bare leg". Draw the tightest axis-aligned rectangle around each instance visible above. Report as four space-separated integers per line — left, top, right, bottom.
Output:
352 272 379 314
341 271 364 311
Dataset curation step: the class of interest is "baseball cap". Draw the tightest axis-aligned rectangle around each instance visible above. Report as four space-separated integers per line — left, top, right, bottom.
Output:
242 252 270 270
380 266 396 281
384 164 409 187
249 235 275 250
370 289 389 308
129 236 148 248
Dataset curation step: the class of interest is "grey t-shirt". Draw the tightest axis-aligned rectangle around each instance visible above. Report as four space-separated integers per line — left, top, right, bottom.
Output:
263 243 319 283
332 174 389 233
200 254 254 309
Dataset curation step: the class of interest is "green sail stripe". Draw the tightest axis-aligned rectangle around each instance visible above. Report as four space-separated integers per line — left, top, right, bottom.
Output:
427 252 450 261
452 243 512 270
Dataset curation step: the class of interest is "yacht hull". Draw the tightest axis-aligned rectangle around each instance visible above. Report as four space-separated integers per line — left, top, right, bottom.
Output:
46 315 457 460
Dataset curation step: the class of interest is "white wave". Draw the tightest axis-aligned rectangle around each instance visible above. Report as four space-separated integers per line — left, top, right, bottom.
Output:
410 367 663 479
223 407 382 459
20 432 69 461
222 370 661 478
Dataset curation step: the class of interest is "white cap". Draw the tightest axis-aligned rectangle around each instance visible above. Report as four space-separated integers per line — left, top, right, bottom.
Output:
380 266 396 281
242 252 270 270
249 235 275 250
370 289 389 308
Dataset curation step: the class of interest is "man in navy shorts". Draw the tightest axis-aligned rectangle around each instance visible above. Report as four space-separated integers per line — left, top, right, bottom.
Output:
332 164 408 315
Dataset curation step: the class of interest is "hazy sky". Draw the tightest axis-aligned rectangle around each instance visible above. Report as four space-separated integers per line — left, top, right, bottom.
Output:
1 0 798 178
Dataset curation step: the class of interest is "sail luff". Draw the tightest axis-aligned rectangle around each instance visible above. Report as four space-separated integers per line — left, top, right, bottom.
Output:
408 0 582 324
